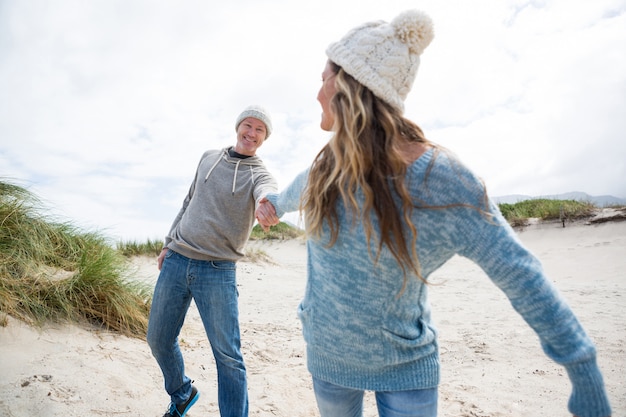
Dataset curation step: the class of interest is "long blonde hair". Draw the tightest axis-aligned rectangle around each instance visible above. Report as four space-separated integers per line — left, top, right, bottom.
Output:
303 62 433 282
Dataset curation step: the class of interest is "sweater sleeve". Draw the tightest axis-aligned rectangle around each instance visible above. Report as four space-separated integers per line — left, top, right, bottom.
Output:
459 203 611 417
164 185 192 248
252 166 278 204
266 169 310 218
415 152 610 416
164 156 204 247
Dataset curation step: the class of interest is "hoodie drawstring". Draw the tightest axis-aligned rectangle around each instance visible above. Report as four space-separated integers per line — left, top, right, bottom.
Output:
204 156 222 183
232 160 241 195
204 149 257 195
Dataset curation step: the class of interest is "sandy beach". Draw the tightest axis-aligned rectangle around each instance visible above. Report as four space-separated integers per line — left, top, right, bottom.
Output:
1 220 624 416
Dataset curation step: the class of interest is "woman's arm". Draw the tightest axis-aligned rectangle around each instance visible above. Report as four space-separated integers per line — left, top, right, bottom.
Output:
255 169 310 229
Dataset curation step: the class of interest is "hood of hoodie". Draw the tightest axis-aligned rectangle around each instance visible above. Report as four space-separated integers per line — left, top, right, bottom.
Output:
204 147 267 194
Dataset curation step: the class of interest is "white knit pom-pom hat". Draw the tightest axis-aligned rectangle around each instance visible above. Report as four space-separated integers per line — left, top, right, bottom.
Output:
325 10 435 112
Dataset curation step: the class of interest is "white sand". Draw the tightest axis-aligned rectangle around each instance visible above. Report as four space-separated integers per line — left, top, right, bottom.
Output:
1 220 624 416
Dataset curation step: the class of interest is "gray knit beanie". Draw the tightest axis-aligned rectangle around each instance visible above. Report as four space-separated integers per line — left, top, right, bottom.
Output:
235 105 273 138
325 10 434 112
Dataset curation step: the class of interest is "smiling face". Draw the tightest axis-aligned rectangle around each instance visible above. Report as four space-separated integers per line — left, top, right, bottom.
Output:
317 60 338 132
234 117 268 156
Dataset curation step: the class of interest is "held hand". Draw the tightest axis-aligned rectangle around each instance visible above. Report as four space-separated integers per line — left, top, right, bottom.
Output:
157 248 168 270
256 197 279 231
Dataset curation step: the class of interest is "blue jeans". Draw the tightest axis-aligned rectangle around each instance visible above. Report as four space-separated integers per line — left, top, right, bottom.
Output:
147 250 248 417
313 377 438 417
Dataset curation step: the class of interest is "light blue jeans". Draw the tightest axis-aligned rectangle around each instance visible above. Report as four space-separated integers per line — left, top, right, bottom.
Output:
313 377 438 417
147 250 248 417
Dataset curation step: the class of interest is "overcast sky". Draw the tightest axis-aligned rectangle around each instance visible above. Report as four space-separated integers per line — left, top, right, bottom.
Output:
1 0 625 242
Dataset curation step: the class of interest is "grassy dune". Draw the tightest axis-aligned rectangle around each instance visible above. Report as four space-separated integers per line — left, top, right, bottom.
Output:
0 180 151 338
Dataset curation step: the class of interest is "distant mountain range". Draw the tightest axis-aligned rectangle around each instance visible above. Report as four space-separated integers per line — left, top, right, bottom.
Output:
492 192 626 207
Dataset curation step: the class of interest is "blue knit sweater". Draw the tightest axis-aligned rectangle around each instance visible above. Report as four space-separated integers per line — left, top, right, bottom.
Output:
267 148 611 417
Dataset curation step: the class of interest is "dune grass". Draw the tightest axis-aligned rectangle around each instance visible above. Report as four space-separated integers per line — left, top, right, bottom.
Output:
249 221 305 240
0 180 151 338
116 238 164 257
115 238 273 263
498 198 596 227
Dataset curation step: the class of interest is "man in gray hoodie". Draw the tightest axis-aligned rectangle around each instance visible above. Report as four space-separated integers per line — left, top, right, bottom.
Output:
147 105 277 417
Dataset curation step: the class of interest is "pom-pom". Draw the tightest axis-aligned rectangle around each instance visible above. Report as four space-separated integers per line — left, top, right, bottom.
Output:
392 10 434 54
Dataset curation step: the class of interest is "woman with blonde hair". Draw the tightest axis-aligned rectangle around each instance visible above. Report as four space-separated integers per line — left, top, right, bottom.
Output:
256 10 611 417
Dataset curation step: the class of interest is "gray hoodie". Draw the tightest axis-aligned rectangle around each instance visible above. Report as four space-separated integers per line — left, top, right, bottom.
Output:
165 147 277 261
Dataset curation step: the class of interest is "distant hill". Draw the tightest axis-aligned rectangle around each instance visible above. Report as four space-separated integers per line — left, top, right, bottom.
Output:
493 192 626 207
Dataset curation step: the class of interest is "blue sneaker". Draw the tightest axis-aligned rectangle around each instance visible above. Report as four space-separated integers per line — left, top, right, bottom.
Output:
163 385 199 417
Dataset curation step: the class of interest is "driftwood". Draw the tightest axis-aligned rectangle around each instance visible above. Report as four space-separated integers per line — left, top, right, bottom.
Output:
587 207 626 224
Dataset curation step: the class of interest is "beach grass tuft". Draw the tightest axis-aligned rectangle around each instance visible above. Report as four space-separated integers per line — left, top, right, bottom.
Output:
1 179 151 338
